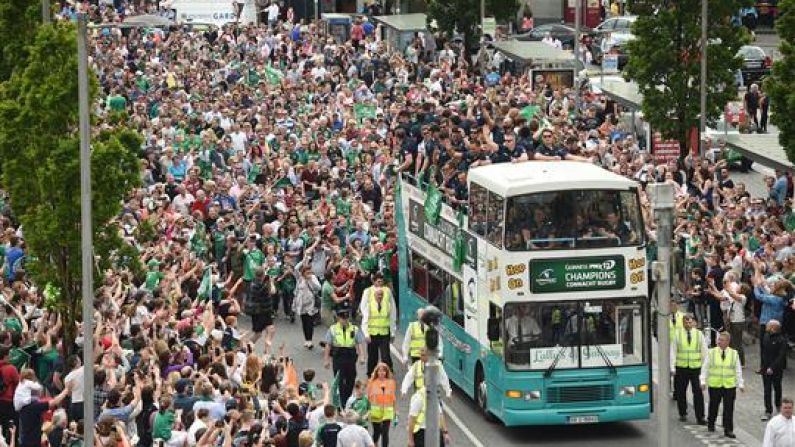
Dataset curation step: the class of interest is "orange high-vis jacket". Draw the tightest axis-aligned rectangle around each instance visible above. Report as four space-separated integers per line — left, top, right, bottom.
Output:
367 378 397 408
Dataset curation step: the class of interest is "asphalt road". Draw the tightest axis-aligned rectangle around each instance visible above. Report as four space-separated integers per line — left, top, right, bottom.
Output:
754 32 781 61
239 313 755 446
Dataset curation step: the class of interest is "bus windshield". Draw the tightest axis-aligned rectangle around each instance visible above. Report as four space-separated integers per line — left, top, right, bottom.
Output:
504 189 644 250
503 298 646 371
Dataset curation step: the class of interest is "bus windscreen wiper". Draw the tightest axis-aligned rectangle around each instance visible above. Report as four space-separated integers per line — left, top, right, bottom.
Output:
544 345 569 378
593 343 616 375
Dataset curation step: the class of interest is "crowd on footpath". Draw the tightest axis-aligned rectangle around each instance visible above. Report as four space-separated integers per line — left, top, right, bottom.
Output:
0 1 793 447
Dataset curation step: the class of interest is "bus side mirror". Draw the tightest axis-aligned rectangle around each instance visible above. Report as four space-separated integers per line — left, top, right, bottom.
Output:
487 318 501 342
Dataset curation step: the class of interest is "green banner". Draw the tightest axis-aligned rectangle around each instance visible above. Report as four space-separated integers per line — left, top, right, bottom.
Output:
529 256 625 294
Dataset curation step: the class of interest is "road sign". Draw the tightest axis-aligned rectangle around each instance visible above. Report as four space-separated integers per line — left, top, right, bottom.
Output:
602 54 619 73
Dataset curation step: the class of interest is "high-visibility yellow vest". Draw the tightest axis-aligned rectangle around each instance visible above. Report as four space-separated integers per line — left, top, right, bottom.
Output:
586 315 596 333
411 359 424 389
446 282 460 316
368 291 391 336
551 308 562 324
669 311 685 338
408 321 426 358
707 347 738 389
331 323 358 348
675 328 702 369
492 340 504 357
413 387 426 433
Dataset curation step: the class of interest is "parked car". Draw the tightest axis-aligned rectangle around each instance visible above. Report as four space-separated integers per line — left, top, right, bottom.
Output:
514 23 582 50
588 15 637 63
591 15 638 34
737 45 772 85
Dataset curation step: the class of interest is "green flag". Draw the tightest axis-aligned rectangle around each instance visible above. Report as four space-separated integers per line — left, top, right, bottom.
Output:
265 64 284 86
519 104 541 121
452 210 467 273
354 103 377 126
331 372 342 408
424 168 442 226
197 266 213 301
247 163 261 183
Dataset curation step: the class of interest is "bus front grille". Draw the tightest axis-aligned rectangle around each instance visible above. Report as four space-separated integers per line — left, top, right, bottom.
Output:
547 385 614 403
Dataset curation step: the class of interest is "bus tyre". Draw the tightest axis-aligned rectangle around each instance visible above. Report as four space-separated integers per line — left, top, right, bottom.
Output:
476 370 497 422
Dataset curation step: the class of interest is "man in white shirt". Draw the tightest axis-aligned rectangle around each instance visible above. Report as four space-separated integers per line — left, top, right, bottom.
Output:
400 349 452 398
359 275 397 376
266 2 279 27
408 387 451 447
172 185 195 216
700 332 745 438
670 314 708 424
505 304 541 347
763 398 794 447
336 410 374 447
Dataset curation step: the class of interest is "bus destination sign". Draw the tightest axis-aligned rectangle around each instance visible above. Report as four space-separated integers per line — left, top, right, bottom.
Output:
408 199 477 268
530 256 625 293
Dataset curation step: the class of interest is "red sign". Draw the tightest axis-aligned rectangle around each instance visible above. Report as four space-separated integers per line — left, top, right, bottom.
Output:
652 132 680 165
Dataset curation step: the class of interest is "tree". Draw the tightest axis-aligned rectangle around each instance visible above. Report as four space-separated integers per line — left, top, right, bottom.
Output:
765 0 795 162
0 0 40 82
427 0 519 54
0 22 141 354
625 0 749 157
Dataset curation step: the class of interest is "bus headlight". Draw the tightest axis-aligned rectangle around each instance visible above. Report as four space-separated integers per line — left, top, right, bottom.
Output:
638 384 650 393
619 386 636 396
526 390 542 400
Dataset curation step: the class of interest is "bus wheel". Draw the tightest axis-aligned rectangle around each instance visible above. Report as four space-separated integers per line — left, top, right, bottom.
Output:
475 367 497 422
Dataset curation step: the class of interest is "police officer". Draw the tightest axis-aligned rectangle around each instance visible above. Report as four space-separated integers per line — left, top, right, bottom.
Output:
360 276 396 376
670 314 707 424
701 331 745 439
323 309 366 407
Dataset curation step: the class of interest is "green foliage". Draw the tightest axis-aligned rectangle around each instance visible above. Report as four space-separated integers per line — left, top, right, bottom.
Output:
0 22 141 353
765 0 795 162
487 0 520 25
624 0 749 156
0 0 40 82
427 0 519 52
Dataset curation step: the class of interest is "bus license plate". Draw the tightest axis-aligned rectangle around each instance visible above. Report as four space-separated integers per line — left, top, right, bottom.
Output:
568 415 599 424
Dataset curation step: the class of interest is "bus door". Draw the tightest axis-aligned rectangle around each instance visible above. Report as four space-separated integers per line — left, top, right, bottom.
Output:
615 304 644 361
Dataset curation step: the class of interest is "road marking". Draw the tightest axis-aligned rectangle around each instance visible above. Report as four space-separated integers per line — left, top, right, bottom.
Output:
682 424 746 447
390 344 485 447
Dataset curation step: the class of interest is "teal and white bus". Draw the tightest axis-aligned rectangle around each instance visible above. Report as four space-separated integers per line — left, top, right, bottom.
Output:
396 161 651 426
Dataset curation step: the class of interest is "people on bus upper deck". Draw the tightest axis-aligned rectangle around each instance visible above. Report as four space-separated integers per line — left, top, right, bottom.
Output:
604 210 637 244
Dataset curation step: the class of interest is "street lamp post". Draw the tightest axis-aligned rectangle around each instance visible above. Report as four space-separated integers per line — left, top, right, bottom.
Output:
699 0 707 156
649 183 675 447
77 14 95 447
41 0 50 24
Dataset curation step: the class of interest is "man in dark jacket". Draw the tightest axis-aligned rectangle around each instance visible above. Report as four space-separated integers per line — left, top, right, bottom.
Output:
246 267 276 356
760 319 788 421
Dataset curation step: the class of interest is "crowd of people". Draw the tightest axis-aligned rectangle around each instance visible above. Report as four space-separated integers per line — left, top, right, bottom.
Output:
0 2 793 447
